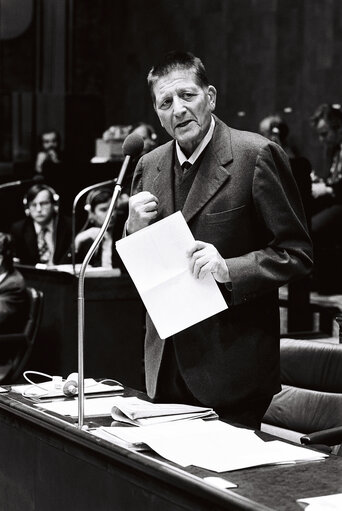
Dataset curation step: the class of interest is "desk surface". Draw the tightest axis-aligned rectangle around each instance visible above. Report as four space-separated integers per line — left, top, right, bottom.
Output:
0 387 341 511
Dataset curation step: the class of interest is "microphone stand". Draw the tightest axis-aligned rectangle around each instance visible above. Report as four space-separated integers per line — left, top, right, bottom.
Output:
71 179 116 274
77 156 131 429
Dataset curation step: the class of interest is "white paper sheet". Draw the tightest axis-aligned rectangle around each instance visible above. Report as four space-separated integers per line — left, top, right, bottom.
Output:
33 396 119 417
94 420 327 472
297 493 342 510
116 211 228 339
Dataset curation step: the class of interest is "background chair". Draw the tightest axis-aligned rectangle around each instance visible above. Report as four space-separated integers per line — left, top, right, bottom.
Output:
262 329 342 455
0 286 43 383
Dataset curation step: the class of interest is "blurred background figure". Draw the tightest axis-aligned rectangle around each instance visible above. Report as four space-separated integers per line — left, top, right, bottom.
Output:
10 184 71 266
74 187 124 268
310 104 342 228
35 130 62 175
0 233 28 334
34 130 71 214
259 114 312 224
309 104 342 293
259 114 313 330
129 122 158 156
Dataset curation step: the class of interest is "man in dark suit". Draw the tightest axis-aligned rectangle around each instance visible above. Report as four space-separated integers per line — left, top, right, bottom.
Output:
126 51 312 429
10 184 71 266
0 233 28 334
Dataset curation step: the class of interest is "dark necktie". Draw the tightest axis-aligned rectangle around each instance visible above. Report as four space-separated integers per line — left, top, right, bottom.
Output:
38 227 51 263
182 161 192 172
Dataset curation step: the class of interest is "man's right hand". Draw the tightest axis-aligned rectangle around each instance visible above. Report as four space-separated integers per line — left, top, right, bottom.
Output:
126 191 159 234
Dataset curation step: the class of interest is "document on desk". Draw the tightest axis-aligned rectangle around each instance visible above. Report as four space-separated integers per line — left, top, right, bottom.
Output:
116 211 228 339
33 396 119 417
93 420 328 472
297 493 342 510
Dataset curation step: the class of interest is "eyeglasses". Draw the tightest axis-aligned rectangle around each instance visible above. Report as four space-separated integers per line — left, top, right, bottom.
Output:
29 201 52 209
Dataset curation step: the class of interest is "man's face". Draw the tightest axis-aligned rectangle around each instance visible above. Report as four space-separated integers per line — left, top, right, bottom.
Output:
316 119 342 150
28 190 55 226
153 68 216 157
90 201 111 227
42 132 58 152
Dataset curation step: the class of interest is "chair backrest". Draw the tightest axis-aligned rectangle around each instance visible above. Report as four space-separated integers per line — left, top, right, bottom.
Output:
262 338 342 441
1 287 43 383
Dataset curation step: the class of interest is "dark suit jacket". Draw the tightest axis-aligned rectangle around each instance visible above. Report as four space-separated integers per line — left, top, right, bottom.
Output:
10 215 72 266
131 116 313 409
0 269 28 334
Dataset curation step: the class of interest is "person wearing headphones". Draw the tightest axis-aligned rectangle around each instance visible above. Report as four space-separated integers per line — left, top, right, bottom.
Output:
10 184 72 266
0 232 28 334
74 187 123 268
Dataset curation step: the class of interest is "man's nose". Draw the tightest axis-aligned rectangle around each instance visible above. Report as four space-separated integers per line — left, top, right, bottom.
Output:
173 96 186 116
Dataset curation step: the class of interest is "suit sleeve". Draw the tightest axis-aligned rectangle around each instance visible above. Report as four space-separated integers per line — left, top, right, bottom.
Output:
226 142 313 306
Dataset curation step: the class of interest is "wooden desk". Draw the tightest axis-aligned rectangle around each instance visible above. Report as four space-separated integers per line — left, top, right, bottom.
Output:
17 266 146 390
0 388 342 511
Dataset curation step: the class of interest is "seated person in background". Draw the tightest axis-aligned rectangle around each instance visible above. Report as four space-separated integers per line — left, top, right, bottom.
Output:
0 233 28 334
10 184 71 266
34 130 71 213
35 130 62 175
259 114 312 224
75 188 124 268
129 122 158 156
310 104 342 244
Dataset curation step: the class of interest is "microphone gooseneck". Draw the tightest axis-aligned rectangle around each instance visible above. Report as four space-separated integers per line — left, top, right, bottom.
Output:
77 133 144 429
0 174 44 190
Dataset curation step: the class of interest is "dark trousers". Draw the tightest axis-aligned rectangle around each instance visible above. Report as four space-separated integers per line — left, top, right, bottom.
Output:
154 340 272 430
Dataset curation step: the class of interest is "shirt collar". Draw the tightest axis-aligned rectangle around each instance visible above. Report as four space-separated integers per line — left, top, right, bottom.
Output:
0 271 8 284
33 219 54 235
176 116 215 167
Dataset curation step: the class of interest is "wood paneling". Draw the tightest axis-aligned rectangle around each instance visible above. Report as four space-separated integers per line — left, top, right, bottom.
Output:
2 0 342 174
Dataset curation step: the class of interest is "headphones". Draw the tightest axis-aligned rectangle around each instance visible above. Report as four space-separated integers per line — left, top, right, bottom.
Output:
22 371 79 398
84 188 113 212
23 184 60 216
62 372 79 397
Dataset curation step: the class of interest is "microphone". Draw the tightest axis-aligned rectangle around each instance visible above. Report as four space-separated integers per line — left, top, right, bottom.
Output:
76 132 143 429
0 174 45 190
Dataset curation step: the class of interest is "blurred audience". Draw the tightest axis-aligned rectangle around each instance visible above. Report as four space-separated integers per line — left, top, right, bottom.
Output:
0 233 28 334
310 104 342 243
310 104 342 293
74 187 124 268
129 122 158 156
10 184 71 266
259 114 312 224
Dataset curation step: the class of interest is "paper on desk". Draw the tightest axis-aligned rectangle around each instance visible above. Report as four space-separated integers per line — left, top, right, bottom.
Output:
297 493 342 510
116 211 228 339
95 420 327 472
33 396 119 417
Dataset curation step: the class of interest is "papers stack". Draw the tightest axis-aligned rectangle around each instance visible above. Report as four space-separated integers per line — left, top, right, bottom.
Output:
110 396 217 426
91 419 328 472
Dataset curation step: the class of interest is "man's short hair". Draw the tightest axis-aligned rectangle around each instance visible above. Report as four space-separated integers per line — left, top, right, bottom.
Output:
24 184 59 206
85 188 112 212
0 232 14 272
310 104 342 130
147 51 209 103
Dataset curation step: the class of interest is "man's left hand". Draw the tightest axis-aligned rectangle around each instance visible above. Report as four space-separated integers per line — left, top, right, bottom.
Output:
186 241 230 283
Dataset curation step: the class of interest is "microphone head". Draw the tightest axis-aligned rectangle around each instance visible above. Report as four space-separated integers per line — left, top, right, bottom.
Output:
122 132 144 158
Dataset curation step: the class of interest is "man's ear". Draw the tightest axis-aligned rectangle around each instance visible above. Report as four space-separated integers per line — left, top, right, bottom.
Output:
207 85 217 111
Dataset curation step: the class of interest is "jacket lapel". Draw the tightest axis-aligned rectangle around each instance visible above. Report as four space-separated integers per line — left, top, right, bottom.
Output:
182 118 233 223
152 141 176 218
